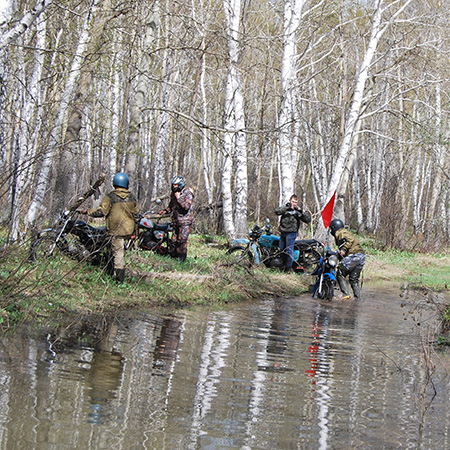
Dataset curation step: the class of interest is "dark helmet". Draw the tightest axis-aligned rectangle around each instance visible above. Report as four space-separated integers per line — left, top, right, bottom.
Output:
171 175 185 192
112 172 129 189
329 219 344 236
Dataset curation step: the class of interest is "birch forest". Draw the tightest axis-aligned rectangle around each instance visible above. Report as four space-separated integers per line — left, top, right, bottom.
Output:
1 0 449 250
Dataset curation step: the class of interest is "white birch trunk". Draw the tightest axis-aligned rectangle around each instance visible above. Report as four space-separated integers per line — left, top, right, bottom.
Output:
278 0 305 201
424 83 444 240
199 47 213 205
221 134 235 241
191 1 213 205
0 0 51 52
9 16 46 240
323 0 384 210
222 0 247 239
27 4 95 225
152 50 173 197
317 0 412 237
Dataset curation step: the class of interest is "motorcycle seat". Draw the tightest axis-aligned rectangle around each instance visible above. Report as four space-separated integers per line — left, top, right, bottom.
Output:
155 223 172 231
294 239 323 248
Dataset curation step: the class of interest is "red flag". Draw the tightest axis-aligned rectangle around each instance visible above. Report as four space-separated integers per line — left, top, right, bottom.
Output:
321 191 336 229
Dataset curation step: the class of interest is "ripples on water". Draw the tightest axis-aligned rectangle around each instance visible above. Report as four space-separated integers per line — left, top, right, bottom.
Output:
1 286 450 449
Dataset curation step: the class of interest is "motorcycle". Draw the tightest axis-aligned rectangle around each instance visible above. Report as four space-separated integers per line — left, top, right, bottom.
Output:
226 219 324 275
130 211 173 256
312 248 339 301
29 209 110 266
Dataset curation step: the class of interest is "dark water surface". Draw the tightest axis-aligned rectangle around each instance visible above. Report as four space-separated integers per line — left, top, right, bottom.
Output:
1 285 450 449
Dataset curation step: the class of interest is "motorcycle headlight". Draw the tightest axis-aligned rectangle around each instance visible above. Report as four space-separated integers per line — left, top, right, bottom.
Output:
328 254 339 267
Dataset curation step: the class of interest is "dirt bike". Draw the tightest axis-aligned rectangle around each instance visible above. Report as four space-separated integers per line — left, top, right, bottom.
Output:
226 219 324 275
312 248 339 301
29 209 110 266
29 175 110 266
129 211 173 256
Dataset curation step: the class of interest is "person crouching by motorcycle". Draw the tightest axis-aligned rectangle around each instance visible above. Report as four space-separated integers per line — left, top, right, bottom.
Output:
82 172 139 283
159 175 194 262
275 194 311 272
328 219 365 300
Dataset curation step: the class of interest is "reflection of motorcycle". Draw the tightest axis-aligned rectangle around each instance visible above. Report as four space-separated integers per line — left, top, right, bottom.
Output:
130 212 173 256
312 248 339 301
227 220 324 275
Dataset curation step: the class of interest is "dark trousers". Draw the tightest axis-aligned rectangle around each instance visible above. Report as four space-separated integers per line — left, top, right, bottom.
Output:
279 232 297 269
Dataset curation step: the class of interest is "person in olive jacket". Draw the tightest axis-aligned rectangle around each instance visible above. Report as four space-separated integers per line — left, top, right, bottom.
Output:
275 194 311 272
82 172 139 283
329 219 365 300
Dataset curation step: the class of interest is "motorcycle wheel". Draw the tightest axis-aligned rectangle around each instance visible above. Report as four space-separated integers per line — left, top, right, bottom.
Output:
319 279 334 301
299 249 322 275
30 231 70 262
226 245 254 268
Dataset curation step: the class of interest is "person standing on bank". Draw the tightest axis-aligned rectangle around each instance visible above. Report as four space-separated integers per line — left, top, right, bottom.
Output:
275 194 311 272
328 219 365 300
82 172 139 283
159 175 194 262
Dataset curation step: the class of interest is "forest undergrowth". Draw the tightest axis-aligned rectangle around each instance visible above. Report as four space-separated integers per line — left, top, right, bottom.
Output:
0 231 449 337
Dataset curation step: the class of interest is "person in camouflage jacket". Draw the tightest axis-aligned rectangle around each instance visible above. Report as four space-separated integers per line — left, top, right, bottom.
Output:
275 194 311 271
329 219 365 300
159 176 194 262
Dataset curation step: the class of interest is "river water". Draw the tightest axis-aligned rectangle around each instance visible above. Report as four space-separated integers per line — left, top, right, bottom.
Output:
1 285 450 449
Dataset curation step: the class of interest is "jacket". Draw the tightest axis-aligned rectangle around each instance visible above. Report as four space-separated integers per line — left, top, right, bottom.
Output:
275 204 311 234
334 228 364 256
165 186 195 225
89 187 139 237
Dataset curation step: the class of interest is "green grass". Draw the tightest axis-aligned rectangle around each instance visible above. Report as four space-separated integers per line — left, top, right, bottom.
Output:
362 242 450 291
0 230 449 332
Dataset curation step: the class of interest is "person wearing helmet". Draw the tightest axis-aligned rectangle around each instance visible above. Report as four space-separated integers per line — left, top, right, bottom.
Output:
82 172 139 283
329 218 365 300
275 194 311 272
159 176 194 262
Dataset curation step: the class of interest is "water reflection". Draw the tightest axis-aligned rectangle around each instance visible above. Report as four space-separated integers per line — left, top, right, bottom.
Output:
86 350 124 424
0 287 450 449
152 316 183 376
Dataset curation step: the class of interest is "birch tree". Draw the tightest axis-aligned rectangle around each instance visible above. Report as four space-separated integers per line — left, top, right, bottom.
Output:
0 0 51 52
222 0 247 240
9 15 47 241
278 0 306 202
53 0 112 214
27 1 99 225
319 0 412 234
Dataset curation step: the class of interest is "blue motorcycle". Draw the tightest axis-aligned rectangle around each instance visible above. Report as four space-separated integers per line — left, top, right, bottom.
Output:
312 248 339 301
226 219 324 275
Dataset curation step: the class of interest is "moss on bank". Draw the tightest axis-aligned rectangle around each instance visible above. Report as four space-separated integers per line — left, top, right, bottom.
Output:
0 232 449 334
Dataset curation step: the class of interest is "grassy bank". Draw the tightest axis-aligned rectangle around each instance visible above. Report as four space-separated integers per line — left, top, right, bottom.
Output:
0 232 449 332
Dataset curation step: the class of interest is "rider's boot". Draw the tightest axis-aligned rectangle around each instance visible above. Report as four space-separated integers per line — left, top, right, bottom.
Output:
115 269 125 284
349 267 363 300
350 282 361 300
337 269 350 298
